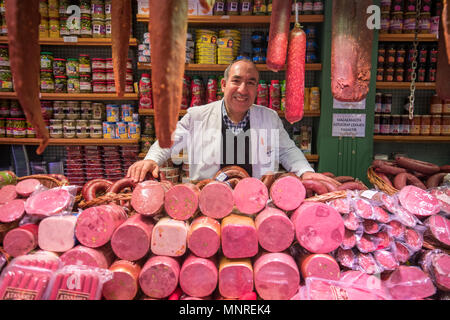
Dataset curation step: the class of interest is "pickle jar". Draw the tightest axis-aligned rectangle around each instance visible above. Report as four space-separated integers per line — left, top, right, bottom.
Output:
80 15 92 37
67 76 80 93
49 119 63 138
53 58 66 76
66 58 79 77
80 75 92 93
76 119 89 138
79 54 91 75
59 16 69 36
54 75 67 93
91 0 105 20
14 118 27 138
105 0 112 20
26 121 36 138
0 45 9 70
40 69 55 93
40 52 54 69
92 19 105 38
0 117 5 137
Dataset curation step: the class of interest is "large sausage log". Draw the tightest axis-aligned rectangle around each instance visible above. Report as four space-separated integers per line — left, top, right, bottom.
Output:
255 206 295 253
102 260 141 300
285 22 306 124
221 214 258 259
298 254 340 281
270 175 305 211
131 181 169 216
110 214 154 261
233 177 269 215
266 0 292 72
139 255 180 299
393 172 426 190
384 266 436 300
254 252 300 300
331 0 373 102
0 199 25 223
38 215 78 252
218 257 253 299
198 181 234 219
187 216 221 258
395 156 440 175
3 224 38 257
179 254 218 298
111 0 131 97
164 183 200 220
81 179 113 201
59 244 115 269
150 0 187 148
5 0 49 154
151 217 188 257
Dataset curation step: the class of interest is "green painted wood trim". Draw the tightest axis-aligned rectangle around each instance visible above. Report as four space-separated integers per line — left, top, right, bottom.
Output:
316 0 379 185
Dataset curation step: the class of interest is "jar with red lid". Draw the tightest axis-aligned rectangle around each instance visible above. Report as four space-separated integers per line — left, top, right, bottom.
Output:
386 44 396 67
419 12 431 34
376 68 384 81
418 45 428 64
384 67 394 82
404 0 416 13
106 69 114 81
428 45 438 64
420 115 431 135
426 65 437 82
391 0 404 12
394 67 404 82
126 69 133 82
390 12 404 34
430 115 441 136
106 81 115 93
105 58 113 70
380 12 390 34
126 81 134 93
417 64 426 82
378 44 386 68
93 81 107 93
92 69 106 81
403 12 416 33
395 45 406 65
92 58 106 69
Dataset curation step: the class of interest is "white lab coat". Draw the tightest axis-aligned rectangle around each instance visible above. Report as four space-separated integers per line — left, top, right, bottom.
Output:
145 100 314 180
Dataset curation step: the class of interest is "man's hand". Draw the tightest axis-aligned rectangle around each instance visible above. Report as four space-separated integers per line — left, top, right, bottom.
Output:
301 171 342 187
126 159 159 183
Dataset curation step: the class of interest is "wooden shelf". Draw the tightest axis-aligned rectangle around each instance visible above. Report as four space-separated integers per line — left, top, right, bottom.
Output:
0 138 140 146
376 82 436 90
0 92 139 101
0 36 138 46
137 63 322 72
137 152 319 162
136 14 324 24
373 135 450 143
139 108 321 118
378 34 438 42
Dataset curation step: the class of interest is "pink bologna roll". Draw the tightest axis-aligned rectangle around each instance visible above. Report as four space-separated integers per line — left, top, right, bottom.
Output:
299 254 340 281
15 179 42 197
255 206 295 253
102 260 141 300
179 254 218 298
139 255 180 299
233 178 269 215
75 204 127 248
384 266 436 300
151 217 188 257
0 185 17 204
164 183 200 220
3 224 38 257
221 214 258 259
110 214 154 261
24 187 72 216
269 175 306 211
187 216 220 258
131 180 169 216
397 185 441 217
60 244 115 269
218 257 253 299
198 181 234 219
38 215 78 252
0 199 25 223
254 252 300 300
291 202 345 254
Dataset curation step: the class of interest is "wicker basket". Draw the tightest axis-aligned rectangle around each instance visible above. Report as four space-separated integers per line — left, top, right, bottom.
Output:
367 166 399 196
17 174 65 189
77 192 133 209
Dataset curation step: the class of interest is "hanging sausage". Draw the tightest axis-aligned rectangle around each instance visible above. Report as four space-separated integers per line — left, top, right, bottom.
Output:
149 0 188 148
331 0 373 102
5 0 49 154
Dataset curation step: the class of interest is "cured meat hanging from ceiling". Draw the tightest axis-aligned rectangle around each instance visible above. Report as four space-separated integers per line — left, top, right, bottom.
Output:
331 0 374 102
5 0 49 154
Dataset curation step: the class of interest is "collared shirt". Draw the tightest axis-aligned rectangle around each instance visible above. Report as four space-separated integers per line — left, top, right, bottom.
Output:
222 100 250 135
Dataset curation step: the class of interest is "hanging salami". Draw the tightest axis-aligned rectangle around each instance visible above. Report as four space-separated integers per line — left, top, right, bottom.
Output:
5 0 49 154
111 0 131 97
331 0 373 102
266 0 292 72
437 18 450 100
285 23 306 124
150 0 188 148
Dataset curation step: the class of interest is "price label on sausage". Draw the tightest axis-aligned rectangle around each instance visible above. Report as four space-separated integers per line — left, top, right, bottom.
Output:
332 114 366 137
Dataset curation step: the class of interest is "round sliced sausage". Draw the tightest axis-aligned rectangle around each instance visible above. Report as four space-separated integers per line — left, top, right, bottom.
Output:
0 185 17 204
179 254 218 298
299 254 340 281
15 179 41 197
0 199 25 223
233 178 269 215
187 216 221 258
164 183 200 221
255 206 294 253
221 214 258 259
139 255 180 299
103 260 141 300
218 257 253 299
198 181 234 219
131 181 167 216
269 175 305 211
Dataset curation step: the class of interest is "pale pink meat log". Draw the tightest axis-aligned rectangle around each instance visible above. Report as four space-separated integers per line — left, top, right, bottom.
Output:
151 217 188 257
269 175 305 211
139 255 180 299
179 254 218 298
0 199 25 223
218 256 253 299
187 216 220 258
298 254 340 281
255 206 294 253
233 177 269 215
3 224 38 257
221 214 258 259
15 179 41 197
164 183 200 221
38 215 78 252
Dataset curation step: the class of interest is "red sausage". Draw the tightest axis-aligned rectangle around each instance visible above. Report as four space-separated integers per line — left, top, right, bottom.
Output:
337 181 368 191
107 178 137 194
266 0 292 72
83 179 113 201
440 165 450 173
285 23 306 124
437 14 450 100
376 171 394 187
301 179 328 195
214 166 250 181
260 173 276 190
334 176 355 183
426 172 447 189
393 172 427 190
395 156 440 175
195 179 214 190
225 178 241 189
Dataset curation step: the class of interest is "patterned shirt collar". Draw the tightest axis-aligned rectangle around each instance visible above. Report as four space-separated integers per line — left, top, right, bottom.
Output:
222 100 250 135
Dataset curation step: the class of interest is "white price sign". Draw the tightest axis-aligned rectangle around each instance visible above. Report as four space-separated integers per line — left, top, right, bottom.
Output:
332 113 366 138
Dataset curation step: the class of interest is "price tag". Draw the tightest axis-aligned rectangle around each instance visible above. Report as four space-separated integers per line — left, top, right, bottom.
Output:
361 190 378 200
63 36 78 43
220 15 231 19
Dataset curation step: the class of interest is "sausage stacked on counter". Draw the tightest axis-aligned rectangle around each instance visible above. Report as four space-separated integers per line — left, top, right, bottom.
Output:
0 165 448 300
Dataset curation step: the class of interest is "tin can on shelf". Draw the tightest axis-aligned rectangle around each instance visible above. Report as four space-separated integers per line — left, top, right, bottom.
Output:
430 115 441 136
443 99 450 114
103 121 116 139
106 104 120 122
430 95 442 114
420 115 431 135
115 122 128 139
128 121 141 139
121 104 134 122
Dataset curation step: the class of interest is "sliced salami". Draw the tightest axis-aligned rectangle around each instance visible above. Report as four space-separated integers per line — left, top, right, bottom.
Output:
164 183 200 221
139 256 180 299
329 198 350 214
397 185 441 217
255 206 295 253
373 206 390 224
0 185 17 204
392 241 411 264
373 231 391 251
363 220 381 235
233 177 269 215
24 188 72 216
356 234 378 253
0 199 25 223
353 199 375 219
15 179 41 197
384 266 436 300
179 254 218 298
403 228 423 252
386 220 405 239
198 181 234 219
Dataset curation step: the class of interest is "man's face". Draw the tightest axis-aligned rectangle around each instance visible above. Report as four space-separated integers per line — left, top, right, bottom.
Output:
221 61 259 115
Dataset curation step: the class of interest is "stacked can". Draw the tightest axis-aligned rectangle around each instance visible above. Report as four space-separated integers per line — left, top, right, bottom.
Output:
91 0 107 38
140 115 155 155
64 146 87 186
216 37 234 65
195 30 217 64
138 32 151 63
251 31 267 64
219 29 241 60
103 104 140 140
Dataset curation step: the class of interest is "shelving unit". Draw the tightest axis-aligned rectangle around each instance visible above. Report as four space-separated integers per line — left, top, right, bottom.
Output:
375 82 436 90
378 34 438 42
136 14 324 24
137 63 323 72
138 108 321 118
373 135 450 143
0 36 138 46
0 138 139 146
0 92 139 101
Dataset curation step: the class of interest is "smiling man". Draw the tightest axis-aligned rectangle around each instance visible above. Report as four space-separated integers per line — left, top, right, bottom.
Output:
127 58 333 184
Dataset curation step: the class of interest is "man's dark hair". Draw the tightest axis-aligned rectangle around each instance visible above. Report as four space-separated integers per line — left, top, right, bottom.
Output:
224 57 259 80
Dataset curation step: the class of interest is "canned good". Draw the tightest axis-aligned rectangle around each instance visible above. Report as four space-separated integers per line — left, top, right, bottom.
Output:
53 101 66 119
89 120 103 138
105 58 113 70
80 75 92 93
430 115 441 136
92 102 104 120
76 119 89 138
310 87 320 111
106 104 120 122
442 115 450 136
389 12 403 34
106 81 115 93
128 121 141 139
66 58 79 77
443 99 450 115
430 95 442 114
420 115 431 135
103 121 116 139
93 81 107 93
49 119 63 138
115 121 128 139
92 58 106 69
121 104 134 122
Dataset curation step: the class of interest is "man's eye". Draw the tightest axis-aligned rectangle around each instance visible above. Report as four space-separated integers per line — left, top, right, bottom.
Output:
248 82 256 86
